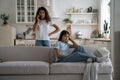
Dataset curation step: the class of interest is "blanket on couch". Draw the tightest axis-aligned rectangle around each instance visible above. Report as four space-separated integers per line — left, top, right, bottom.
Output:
83 46 113 80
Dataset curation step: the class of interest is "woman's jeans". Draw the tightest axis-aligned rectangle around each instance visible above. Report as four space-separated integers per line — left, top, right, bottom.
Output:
57 46 92 62
35 40 50 47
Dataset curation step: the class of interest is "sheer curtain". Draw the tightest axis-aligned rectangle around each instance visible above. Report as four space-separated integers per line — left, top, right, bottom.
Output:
99 0 110 34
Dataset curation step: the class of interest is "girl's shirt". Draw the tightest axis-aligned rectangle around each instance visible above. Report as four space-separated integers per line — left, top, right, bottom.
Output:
36 20 52 40
54 41 71 57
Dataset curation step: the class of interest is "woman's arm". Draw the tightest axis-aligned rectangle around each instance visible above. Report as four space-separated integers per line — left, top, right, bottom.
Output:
55 49 65 59
49 24 60 36
33 15 40 32
69 37 78 48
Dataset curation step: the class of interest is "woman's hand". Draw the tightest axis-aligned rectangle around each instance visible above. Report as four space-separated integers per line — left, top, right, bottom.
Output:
35 15 40 22
49 24 60 36
33 15 40 32
48 33 52 36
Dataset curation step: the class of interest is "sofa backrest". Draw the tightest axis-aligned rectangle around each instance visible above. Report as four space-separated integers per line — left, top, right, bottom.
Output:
0 46 50 62
84 45 110 57
49 48 56 63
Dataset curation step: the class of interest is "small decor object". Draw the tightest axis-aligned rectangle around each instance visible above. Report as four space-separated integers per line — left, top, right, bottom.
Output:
91 29 99 38
76 31 83 39
87 6 93 13
93 9 98 13
0 13 9 24
63 18 72 24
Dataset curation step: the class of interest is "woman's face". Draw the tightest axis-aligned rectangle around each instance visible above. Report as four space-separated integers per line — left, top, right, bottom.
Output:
38 10 45 20
62 34 70 43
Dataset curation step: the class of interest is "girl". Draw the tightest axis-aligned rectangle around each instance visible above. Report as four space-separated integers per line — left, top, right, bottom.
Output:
54 30 97 62
33 7 60 47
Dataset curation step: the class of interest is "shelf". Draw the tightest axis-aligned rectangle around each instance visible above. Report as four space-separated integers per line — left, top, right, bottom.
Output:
66 13 98 15
93 38 111 42
66 23 98 26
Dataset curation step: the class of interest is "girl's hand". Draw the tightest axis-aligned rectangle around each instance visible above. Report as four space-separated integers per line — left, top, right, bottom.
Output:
55 49 65 59
69 36 73 40
57 54 65 59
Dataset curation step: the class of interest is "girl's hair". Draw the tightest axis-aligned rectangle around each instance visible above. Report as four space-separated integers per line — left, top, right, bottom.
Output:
58 30 70 41
35 7 51 23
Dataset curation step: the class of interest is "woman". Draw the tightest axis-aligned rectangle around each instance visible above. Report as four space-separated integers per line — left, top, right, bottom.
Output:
33 7 60 47
54 30 97 62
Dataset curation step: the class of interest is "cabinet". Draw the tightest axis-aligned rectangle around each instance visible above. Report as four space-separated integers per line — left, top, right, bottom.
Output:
15 39 35 46
15 38 57 47
93 39 111 52
16 0 37 23
0 25 16 46
16 0 50 23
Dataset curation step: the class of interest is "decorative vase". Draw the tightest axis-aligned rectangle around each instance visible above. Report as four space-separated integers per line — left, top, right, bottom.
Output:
103 33 109 39
3 20 8 24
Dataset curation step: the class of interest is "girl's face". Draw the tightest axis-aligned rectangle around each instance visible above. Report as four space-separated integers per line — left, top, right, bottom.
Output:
38 10 45 20
62 34 70 43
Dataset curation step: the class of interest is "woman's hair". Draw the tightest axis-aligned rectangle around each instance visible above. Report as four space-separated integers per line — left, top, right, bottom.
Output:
35 7 51 23
58 30 70 41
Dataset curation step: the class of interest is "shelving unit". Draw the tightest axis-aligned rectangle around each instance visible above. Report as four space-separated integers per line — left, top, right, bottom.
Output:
66 12 98 15
66 12 99 26
66 23 98 26
65 11 99 39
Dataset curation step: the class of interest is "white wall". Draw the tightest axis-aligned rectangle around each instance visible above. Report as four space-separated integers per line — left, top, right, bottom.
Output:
52 0 99 38
0 0 98 38
0 0 16 24
0 0 28 34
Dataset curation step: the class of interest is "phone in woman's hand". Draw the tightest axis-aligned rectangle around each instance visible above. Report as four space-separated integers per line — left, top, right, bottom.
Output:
35 15 41 21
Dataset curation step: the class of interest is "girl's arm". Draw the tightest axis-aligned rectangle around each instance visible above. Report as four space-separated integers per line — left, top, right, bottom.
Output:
69 37 78 48
49 24 60 36
55 49 65 59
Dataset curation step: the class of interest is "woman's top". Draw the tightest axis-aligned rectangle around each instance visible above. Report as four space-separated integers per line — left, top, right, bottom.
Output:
54 41 72 57
35 20 52 40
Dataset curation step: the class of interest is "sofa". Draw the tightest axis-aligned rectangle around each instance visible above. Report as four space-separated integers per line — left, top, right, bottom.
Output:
0 46 113 80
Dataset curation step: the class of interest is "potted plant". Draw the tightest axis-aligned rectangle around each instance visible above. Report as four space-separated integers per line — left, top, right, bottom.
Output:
103 20 109 39
0 13 9 24
104 20 109 33
63 18 72 24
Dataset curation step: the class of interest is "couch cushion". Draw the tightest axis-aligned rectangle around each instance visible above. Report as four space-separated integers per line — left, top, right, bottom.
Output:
50 62 85 74
0 61 49 75
50 61 113 74
84 45 101 57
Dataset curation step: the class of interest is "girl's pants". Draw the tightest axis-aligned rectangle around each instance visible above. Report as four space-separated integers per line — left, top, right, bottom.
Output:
57 46 93 62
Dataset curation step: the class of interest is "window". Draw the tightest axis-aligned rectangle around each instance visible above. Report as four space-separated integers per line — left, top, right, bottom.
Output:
100 0 111 33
